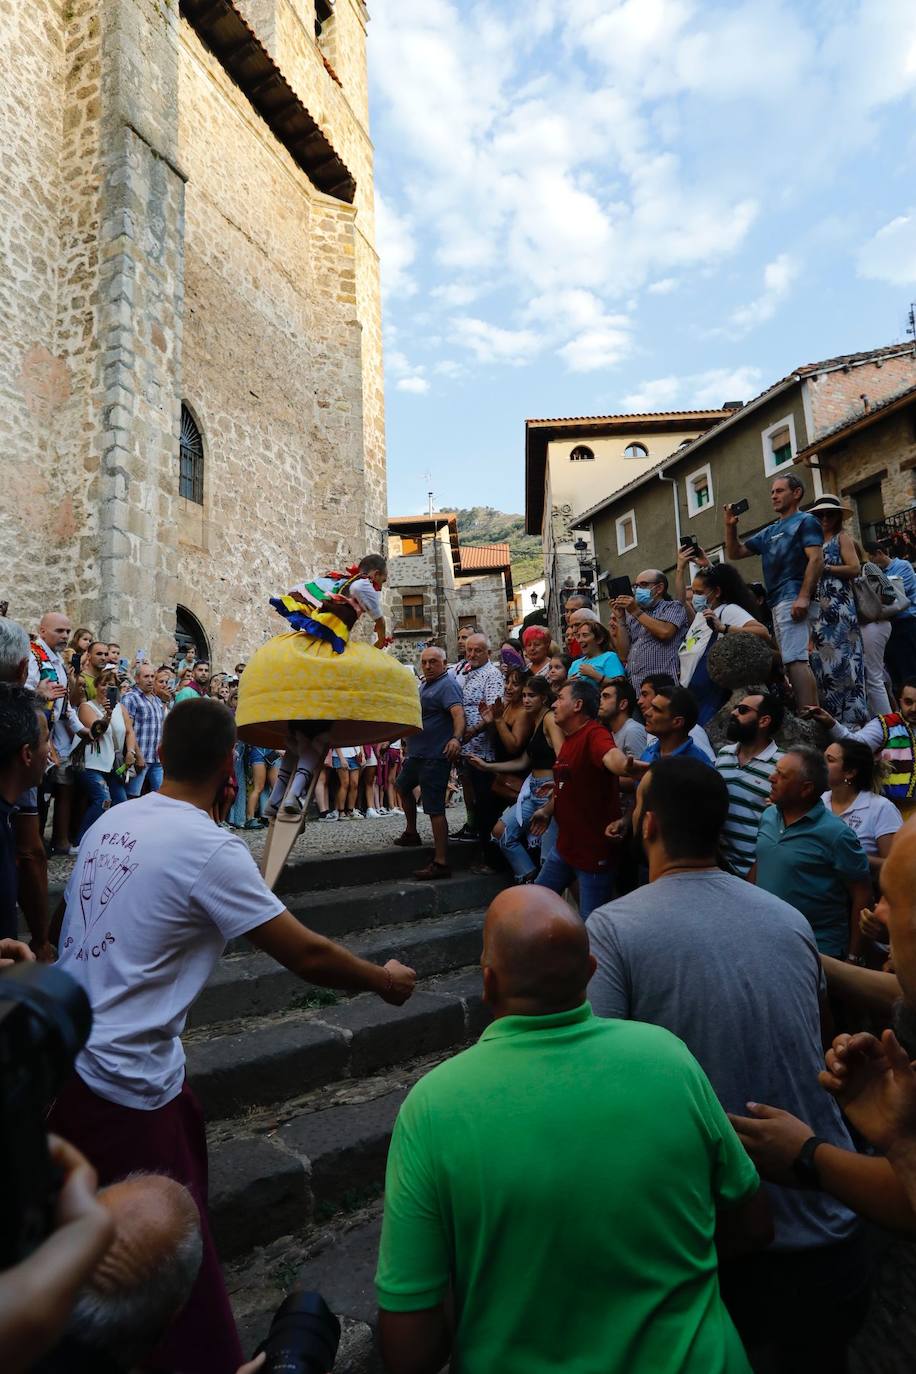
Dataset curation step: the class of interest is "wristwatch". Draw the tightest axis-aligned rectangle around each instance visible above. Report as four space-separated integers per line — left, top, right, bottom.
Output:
792 1135 827 1188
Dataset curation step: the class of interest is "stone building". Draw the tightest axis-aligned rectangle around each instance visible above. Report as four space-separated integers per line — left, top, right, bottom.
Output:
1 0 384 665
796 381 916 546
571 343 916 617
524 408 731 637
387 513 514 667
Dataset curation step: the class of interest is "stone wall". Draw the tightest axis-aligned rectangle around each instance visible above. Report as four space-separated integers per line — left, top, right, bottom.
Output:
450 573 511 653
819 405 916 531
0 0 385 665
177 23 365 665
387 527 456 666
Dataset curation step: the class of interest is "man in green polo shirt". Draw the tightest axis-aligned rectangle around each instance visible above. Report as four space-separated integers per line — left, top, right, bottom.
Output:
376 888 769 1374
751 745 872 957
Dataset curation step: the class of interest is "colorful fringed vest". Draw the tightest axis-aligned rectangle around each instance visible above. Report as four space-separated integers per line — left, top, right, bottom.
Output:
879 712 916 804
270 570 361 654
30 641 58 723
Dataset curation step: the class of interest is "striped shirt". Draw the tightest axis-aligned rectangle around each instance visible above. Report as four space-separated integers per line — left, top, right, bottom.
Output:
715 740 782 876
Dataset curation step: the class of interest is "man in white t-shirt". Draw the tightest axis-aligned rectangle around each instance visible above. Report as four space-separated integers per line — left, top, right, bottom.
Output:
49 696 416 1374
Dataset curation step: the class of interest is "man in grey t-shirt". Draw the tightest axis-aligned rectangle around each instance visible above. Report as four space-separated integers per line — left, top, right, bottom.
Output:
587 757 868 1370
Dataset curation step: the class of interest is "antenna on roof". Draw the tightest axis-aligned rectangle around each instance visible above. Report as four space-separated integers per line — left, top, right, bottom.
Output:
907 303 916 346
423 470 434 515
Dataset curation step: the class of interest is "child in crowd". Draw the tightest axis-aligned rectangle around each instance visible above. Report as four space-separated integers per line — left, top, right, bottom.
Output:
270 554 389 652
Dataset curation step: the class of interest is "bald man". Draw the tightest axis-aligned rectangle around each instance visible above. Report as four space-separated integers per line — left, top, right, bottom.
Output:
610 568 689 688
56 1174 203 1370
376 888 769 1374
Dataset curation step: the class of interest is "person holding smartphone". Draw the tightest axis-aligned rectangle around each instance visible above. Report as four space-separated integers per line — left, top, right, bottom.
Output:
75 667 140 839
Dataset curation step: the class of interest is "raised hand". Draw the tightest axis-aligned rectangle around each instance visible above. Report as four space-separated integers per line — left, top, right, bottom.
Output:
819 1029 916 1153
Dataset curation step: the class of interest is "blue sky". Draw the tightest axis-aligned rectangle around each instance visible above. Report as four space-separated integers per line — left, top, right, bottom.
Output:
368 0 916 518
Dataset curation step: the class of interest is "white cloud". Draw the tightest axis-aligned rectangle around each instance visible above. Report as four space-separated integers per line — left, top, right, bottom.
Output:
375 193 417 299
858 211 916 285
558 317 633 373
727 253 799 334
431 282 481 307
648 278 678 295
622 366 762 412
451 317 542 365
396 376 430 394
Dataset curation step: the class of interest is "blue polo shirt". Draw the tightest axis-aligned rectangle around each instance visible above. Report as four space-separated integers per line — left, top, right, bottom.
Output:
755 800 869 956
744 512 823 607
641 736 714 767
406 672 464 760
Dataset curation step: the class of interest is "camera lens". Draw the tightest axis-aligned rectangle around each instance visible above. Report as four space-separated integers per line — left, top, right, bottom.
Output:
257 1290 341 1374
0 964 92 1089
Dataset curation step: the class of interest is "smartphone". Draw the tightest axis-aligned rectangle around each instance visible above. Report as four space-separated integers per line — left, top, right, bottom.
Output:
71 650 82 675
729 498 750 517
608 574 633 598
106 685 120 709
679 535 700 552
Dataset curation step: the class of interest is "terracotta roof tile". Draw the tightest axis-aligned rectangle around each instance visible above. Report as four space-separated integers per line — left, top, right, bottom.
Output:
460 543 512 571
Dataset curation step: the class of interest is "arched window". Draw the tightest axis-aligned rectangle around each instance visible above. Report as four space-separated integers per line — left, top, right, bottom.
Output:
179 404 205 505
570 445 595 461
624 442 648 459
175 605 210 662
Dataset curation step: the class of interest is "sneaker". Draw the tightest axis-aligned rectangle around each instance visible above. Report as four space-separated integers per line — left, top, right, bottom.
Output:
256 815 270 827
322 809 339 821
51 845 80 857
453 823 478 843
243 818 261 830
376 806 389 815
282 796 304 816
338 811 351 821
388 806 405 816
350 809 365 820
365 807 382 818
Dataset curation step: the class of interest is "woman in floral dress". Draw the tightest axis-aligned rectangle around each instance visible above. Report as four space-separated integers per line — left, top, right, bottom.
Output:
809 494 868 726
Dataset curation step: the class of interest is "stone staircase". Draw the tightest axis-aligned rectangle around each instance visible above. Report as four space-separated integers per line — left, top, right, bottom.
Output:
183 843 504 1369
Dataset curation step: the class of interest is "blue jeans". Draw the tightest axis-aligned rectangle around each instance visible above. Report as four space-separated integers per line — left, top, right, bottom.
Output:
535 849 615 920
78 769 128 839
497 778 554 879
126 761 163 798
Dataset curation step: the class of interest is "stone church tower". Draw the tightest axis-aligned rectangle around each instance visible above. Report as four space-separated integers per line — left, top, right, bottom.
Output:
0 0 385 664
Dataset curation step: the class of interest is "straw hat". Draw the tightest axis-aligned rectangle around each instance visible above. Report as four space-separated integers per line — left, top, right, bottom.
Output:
807 494 852 518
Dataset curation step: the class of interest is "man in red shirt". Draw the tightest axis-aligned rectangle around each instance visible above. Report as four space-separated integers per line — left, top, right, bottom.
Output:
531 679 621 918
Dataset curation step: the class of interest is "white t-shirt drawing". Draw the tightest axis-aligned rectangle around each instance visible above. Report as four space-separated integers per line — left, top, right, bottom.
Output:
58 793 285 1110
678 603 754 687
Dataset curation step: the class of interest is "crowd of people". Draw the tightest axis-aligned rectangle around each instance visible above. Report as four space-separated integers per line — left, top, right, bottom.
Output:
5 477 916 1371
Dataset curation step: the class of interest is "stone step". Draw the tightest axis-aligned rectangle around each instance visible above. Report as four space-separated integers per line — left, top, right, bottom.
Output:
276 838 480 896
228 1205 387 1373
206 972 488 1258
187 969 488 1120
191 907 486 1029
250 869 504 948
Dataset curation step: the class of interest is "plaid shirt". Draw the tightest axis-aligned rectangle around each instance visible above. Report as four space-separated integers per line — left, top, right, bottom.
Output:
460 661 505 761
624 599 689 687
123 686 165 761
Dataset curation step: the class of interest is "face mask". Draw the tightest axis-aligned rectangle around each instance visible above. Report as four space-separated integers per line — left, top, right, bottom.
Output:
634 587 654 608
691 594 708 613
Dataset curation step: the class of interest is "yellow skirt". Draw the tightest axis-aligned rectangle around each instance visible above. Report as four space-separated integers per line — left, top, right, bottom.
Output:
236 632 421 749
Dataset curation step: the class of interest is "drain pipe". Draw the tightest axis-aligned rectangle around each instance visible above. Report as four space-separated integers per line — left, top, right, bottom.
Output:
658 470 682 550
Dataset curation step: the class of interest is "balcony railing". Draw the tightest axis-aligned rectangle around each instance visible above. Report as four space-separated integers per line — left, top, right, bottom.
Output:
867 506 916 555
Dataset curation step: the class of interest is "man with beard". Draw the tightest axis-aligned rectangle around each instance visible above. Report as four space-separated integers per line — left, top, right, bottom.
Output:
715 689 784 877
730 820 916 1236
587 758 869 1372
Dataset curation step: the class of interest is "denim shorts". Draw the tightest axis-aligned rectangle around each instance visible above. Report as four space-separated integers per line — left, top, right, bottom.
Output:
247 746 278 766
331 750 360 771
772 598 819 664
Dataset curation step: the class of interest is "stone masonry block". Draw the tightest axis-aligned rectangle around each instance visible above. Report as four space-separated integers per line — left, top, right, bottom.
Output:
209 1134 310 1259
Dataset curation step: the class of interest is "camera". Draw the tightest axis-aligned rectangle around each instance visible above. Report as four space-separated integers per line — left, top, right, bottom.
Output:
255 1289 341 1374
0 963 92 1267
729 498 750 517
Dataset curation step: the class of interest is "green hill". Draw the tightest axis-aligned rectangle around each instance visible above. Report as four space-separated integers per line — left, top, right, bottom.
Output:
453 507 543 586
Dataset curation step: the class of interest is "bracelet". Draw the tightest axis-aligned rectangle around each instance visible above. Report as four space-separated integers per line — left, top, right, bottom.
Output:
384 967 393 995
